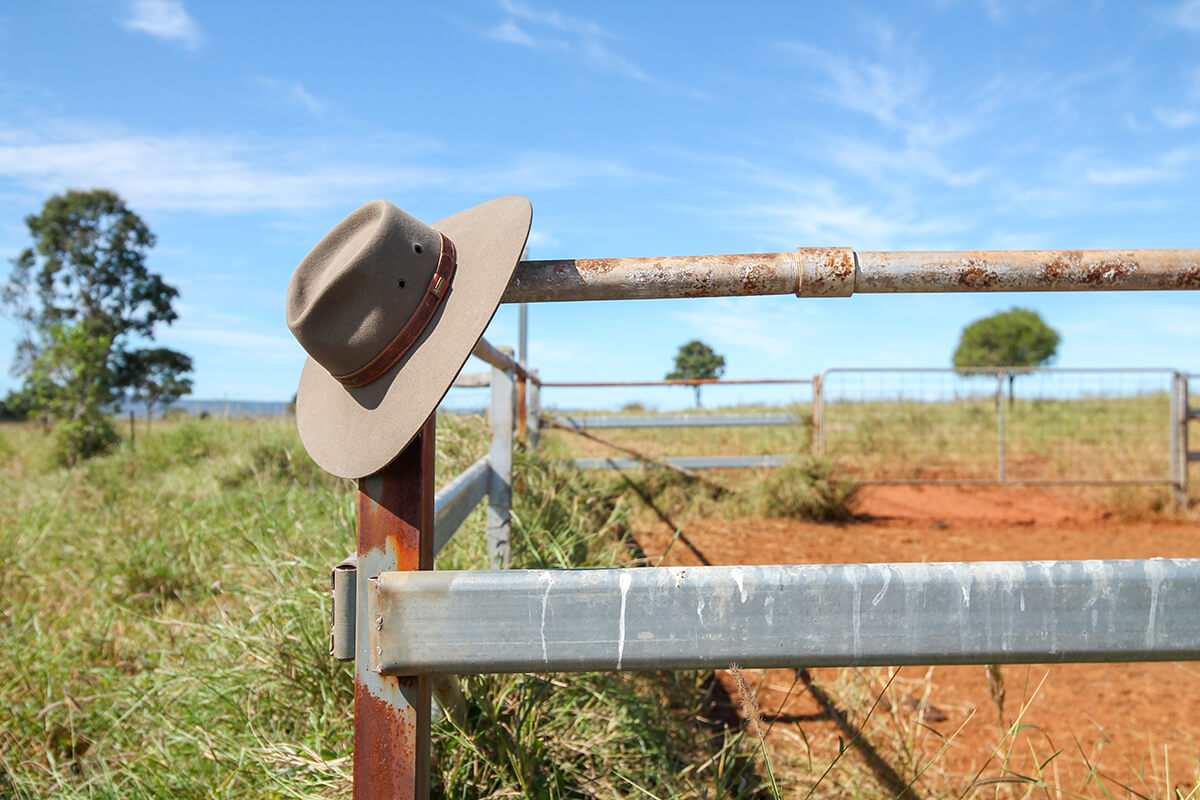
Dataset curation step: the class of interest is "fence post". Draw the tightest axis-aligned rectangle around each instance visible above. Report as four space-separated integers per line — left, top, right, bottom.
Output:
516 376 528 443
528 370 541 451
1174 372 1190 511
813 373 825 456
996 372 1007 482
489 355 515 569
354 415 434 800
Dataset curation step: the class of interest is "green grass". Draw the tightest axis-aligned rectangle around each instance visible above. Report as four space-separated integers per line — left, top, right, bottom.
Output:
2 410 1194 799
0 415 775 799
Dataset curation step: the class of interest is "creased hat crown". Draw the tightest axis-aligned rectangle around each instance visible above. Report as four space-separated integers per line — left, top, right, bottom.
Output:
286 200 444 379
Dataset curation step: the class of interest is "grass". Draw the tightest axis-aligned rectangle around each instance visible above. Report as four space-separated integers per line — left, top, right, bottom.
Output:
0 415 779 799
2 409 1195 798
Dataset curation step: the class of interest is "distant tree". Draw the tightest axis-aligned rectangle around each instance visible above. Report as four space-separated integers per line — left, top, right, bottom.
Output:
24 323 120 464
119 348 194 428
2 189 184 461
952 308 1060 405
666 340 726 408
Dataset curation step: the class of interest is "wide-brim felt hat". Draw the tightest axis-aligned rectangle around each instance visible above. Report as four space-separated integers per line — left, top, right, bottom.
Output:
286 195 532 479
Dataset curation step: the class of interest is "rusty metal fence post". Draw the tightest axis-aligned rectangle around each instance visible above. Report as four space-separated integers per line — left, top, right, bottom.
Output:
355 415 435 800
488 355 515 569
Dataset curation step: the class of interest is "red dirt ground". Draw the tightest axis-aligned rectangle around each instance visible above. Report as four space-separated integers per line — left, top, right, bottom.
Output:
633 485 1200 797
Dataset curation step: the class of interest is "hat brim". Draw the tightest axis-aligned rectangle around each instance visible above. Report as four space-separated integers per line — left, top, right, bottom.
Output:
294 195 532 479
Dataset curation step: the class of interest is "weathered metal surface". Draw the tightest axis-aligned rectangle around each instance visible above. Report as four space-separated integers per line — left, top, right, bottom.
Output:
502 249 1200 302
503 251 799 303
527 369 541 451
854 249 1200 293
331 558 357 661
472 338 536 384
797 246 856 297
516 378 527 441
433 456 491 556
568 454 792 470
355 417 434 800
371 559 1200 674
488 363 514 569
540 377 812 387
548 413 801 430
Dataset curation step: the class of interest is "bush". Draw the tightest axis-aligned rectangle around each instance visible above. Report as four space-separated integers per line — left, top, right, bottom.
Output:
750 455 858 522
52 414 120 466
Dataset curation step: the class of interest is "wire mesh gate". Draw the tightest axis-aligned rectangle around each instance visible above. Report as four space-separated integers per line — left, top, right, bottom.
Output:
815 367 1184 489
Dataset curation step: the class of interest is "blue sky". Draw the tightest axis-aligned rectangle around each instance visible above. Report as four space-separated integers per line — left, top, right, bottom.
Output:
1 0 1198 411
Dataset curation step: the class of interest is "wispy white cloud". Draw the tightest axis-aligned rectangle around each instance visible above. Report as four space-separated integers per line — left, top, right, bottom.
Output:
1084 147 1200 186
0 119 654 214
254 77 325 115
1167 0 1200 32
485 19 537 47
481 0 707 99
121 0 202 50
1153 107 1200 129
497 0 611 39
739 186 963 250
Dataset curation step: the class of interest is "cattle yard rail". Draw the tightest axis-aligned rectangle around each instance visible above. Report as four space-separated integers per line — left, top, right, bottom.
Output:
332 245 1200 798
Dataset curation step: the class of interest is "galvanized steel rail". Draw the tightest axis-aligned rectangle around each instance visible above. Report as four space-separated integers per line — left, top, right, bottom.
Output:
549 412 801 429
570 455 792 470
504 248 1200 302
369 559 1200 674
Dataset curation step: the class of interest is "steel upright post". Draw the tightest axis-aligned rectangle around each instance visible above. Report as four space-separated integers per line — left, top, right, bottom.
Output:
489 360 515 569
1175 372 1190 511
997 373 1007 482
811 373 823 456
354 415 435 800
528 370 541 451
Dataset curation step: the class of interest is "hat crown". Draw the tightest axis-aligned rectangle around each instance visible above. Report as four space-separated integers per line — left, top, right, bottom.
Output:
286 200 443 378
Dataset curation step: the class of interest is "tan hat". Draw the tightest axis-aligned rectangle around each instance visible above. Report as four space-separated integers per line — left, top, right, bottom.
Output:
286 195 532 479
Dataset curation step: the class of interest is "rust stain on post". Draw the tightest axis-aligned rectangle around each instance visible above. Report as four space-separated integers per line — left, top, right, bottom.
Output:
355 416 434 799
516 378 527 442
354 678 425 797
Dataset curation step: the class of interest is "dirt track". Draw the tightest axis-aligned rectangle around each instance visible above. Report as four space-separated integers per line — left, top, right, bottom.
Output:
634 485 1200 796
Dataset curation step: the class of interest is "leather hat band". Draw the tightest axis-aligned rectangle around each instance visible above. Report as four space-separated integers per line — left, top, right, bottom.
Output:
334 232 458 388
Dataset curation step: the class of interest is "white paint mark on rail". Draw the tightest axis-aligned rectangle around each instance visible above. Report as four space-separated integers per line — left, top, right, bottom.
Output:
731 567 747 602
617 571 632 669
540 572 555 665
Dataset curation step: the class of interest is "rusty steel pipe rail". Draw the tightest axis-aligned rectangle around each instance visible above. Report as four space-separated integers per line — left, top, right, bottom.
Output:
502 248 1200 302
471 338 537 384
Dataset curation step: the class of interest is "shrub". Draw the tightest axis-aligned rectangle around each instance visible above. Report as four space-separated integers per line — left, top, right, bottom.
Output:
52 414 120 466
750 455 858 522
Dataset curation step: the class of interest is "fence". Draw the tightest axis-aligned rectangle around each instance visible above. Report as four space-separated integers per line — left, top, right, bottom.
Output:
538 377 814 471
319 243 1200 798
532 367 1194 506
